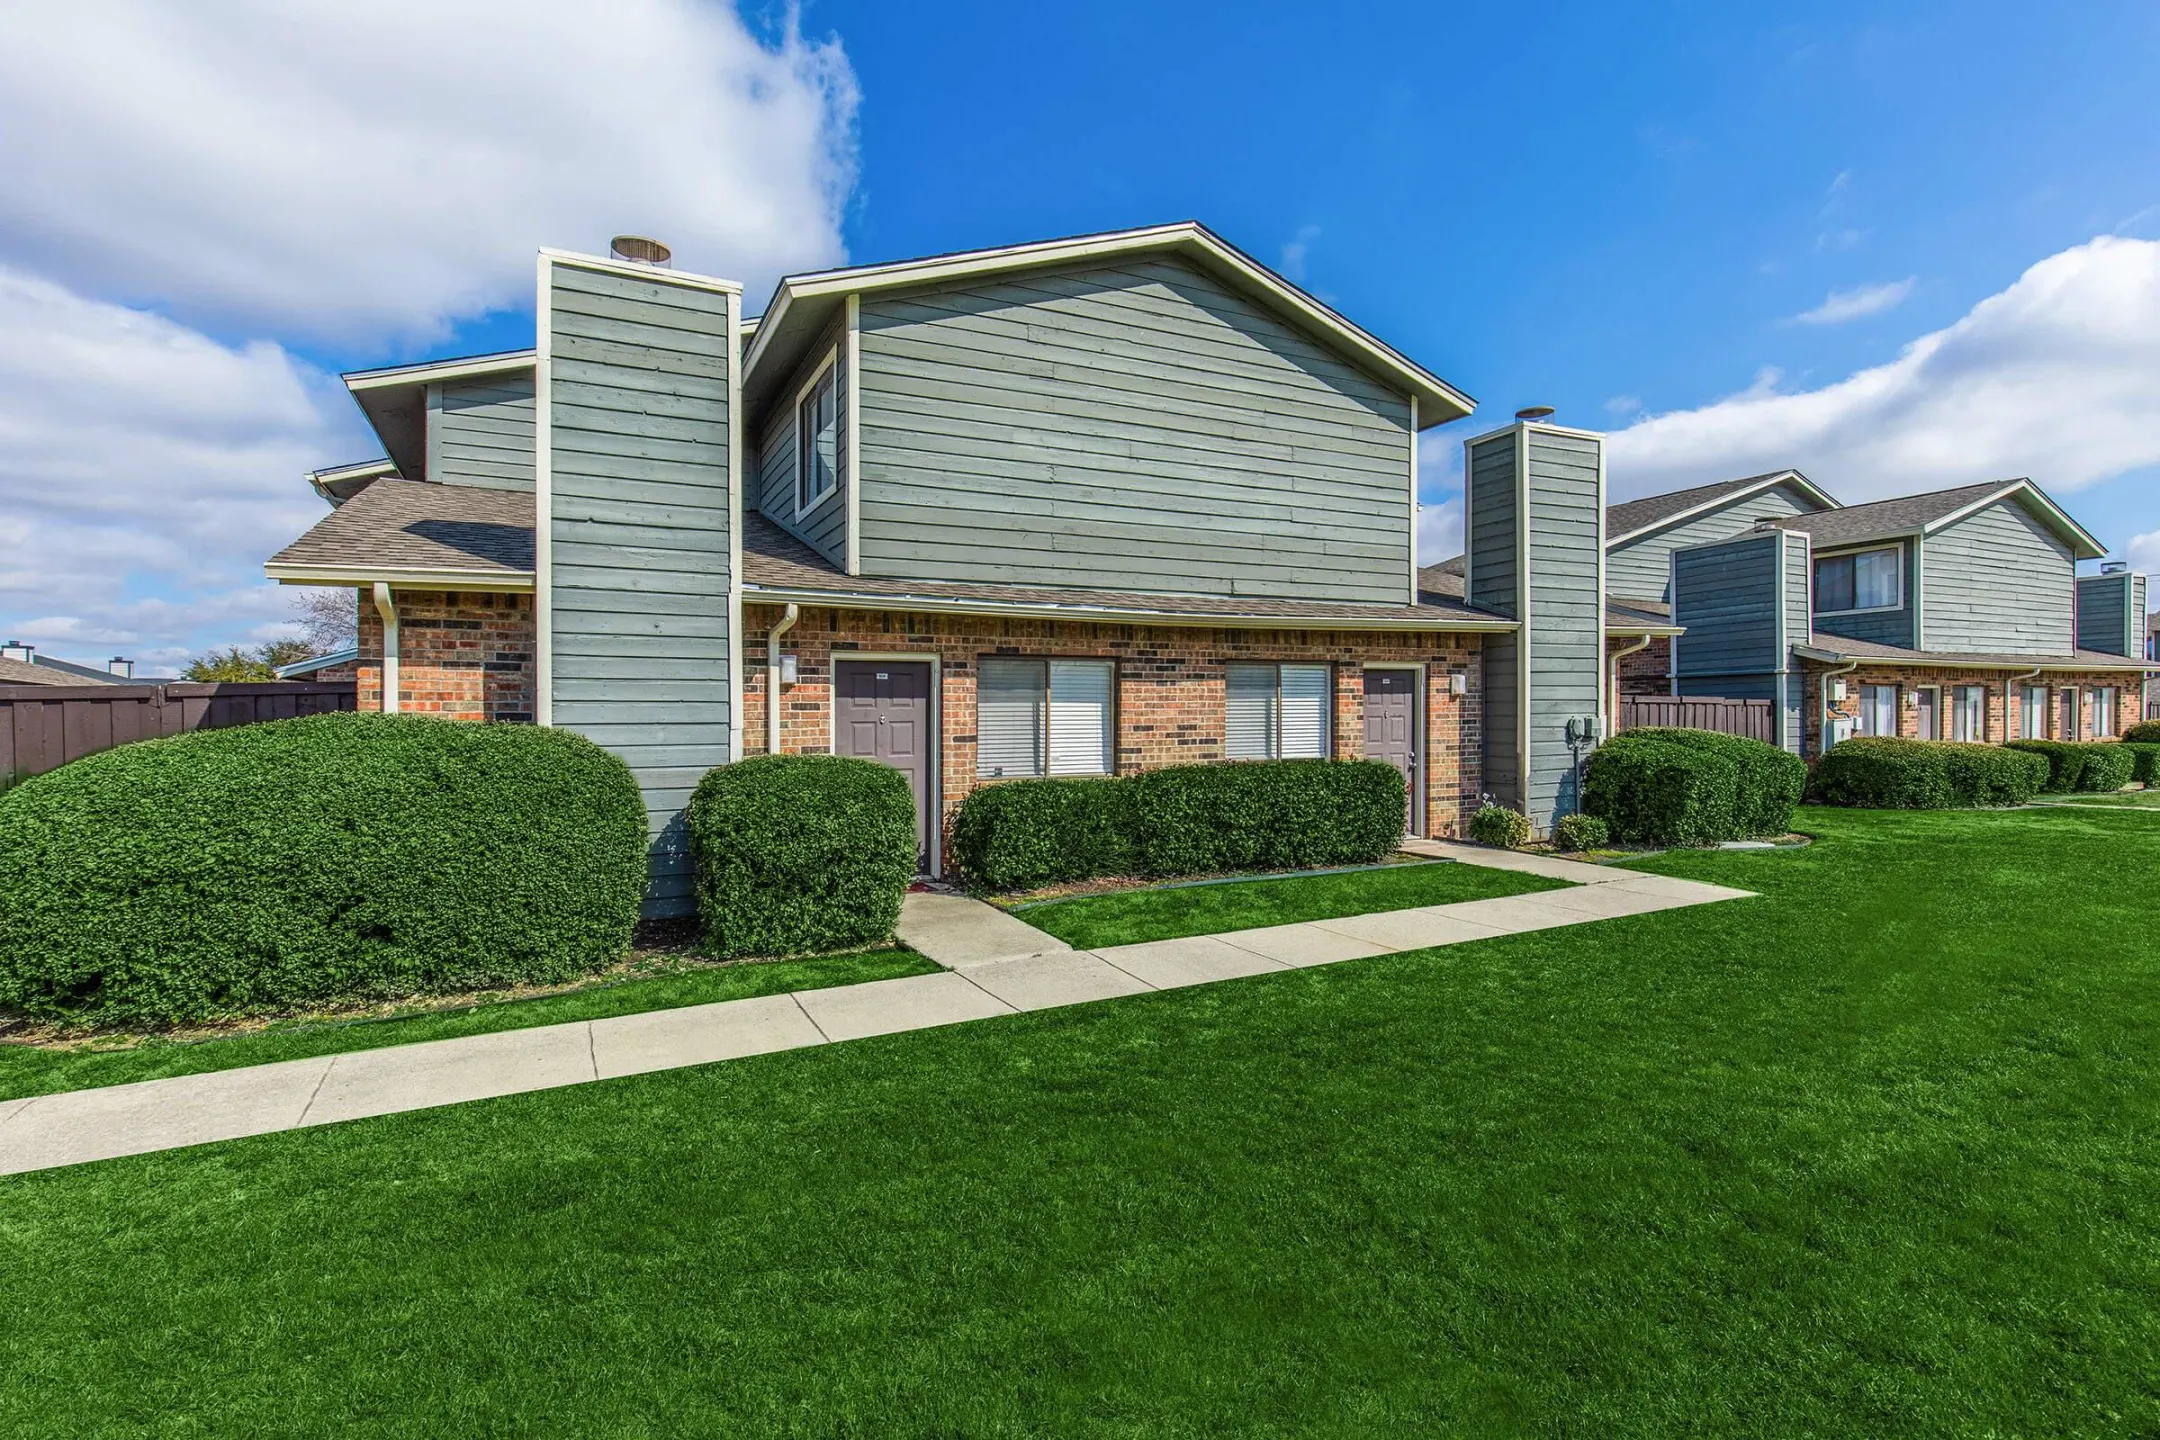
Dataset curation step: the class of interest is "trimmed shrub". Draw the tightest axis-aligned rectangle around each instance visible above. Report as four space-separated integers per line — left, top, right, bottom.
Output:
951 777 1135 890
1471 804 1532 849
1127 759 1405 878
946 759 1405 889
1551 813 1609 852
0 713 646 1028
687 754 916 959
2127 743 2160 785
2124 721 2160 745
1582 728 1806 846
1810 738 2048 809
2006 739 2138 793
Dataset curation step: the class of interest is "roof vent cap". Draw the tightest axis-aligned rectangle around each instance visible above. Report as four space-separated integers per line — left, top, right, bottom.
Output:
2101 560 2129 574
609 235 672 267
1514 405 1556 422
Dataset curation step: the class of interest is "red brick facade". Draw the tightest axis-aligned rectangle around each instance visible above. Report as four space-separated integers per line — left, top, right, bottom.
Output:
1608 635 1670 701
744 604 1486 867
1798 660 2144 756
354 590 533 722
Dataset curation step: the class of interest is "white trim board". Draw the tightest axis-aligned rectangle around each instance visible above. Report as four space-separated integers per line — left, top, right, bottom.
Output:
533 253 557 727
1606 469 1839 549
267 564 534 591
740 585 1519 634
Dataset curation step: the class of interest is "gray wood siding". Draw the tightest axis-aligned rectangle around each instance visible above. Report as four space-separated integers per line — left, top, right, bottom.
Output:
853 254 1414 602
544 261 735 916
751 322 848 568
1605 482 1818 602
1481 632 1522 809
1920 500 2074 655
2076 572 2138 655
1812 539 1916 648
1521 429 1603 832
427 376 536 490
1465 432 1519 617
1673 533 1781 678
1779 531 1811 753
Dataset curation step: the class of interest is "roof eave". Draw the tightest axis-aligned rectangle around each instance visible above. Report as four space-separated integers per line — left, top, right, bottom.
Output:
265 563 535 592
1920 479 2109 560
1793 643 2155 673
741 582 1516 632
1608 470 1841 548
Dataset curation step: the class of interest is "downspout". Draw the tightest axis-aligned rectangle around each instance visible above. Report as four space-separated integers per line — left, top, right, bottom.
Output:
2007 666 2042 743
1817 659 1858 758
766 603 799 754
371 581 399 715
1609 633 1654 733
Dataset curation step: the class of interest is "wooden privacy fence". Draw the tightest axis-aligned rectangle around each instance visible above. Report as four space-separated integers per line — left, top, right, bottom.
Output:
0 682 357 781
1618 696 1775 744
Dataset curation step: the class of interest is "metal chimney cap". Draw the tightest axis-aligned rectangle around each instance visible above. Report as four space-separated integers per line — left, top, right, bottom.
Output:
1514 405 1556 421
609 235 672 267
2100 560 2129 574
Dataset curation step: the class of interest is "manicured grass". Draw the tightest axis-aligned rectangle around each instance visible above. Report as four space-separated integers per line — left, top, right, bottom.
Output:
0 948 937 1101
2038 789 2160 807
1017 858 1566 948
4 807 2159 1434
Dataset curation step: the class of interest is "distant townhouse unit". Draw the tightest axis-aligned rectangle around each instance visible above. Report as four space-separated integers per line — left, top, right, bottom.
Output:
266 222 2152 909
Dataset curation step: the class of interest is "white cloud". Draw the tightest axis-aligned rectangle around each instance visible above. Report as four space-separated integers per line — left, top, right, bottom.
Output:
0 0 858 341
1609 235 2160 505
1416 499 1463 569
1604 394 1643 418
1280 225 1321 284
0 265 359 666
2124 530 2160 590
1788 276 1915 325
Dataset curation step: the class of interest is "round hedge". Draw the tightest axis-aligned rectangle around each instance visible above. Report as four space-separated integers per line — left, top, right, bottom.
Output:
0 713 647 1028
1470 804 1532 849
2124 721 2160 745
1582 728 1806 846
687 754 916 958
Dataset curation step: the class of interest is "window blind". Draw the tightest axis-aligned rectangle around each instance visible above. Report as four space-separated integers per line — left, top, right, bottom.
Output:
1048 660 1114 775
1225 664 1277 760
977 658 1044 778
1278 664 1330 758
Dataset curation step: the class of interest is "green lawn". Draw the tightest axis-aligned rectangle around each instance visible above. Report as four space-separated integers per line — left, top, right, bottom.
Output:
0 948 937 1101
2038 790 2160 807
1017 858 1566 948
5 807 2159 1435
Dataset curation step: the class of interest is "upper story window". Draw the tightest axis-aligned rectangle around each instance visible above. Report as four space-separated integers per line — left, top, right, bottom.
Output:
1815 546 1901 615
1226 663 1331 760
795 359 838 515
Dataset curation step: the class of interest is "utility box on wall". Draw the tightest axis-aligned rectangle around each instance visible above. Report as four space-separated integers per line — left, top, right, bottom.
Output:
1463 419 1606 836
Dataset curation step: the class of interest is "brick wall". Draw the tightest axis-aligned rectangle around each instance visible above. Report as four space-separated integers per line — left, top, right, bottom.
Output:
745 604 1486 865
355 590 533 722
1798 660 2145 756
1611 635 1670 698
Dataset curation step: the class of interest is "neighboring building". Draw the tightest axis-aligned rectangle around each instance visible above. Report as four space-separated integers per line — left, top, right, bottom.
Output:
0 644 144 685
1583 474 2152 753
2146 605 2160 720
274 646 361 682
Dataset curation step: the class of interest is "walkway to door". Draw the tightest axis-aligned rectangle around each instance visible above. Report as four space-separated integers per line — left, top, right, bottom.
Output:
0 846 1750 1176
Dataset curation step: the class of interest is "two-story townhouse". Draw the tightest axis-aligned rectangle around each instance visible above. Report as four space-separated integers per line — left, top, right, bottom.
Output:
1576 471 2152 754
268 224 1660 908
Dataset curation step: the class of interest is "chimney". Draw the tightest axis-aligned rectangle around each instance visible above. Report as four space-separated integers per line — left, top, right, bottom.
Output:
1463 413 1606 834
609 235 672 267
108 657 134 679
1 640 31 663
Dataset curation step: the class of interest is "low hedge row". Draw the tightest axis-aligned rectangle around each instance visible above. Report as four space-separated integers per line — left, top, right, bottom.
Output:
2124 721 2160 744
687 755 917 958
1581 728 1807 846
952 759 1406 890
1809 738 2050 809
2004 739 2138 793
2125 743 2160 785
0 714 648 1028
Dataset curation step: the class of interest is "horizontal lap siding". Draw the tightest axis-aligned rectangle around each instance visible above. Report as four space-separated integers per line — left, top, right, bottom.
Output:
1465 434 1518 616
1921 501 2074 655
753 320 848 568
1673 535 1780 676
430 377 535 490
1523 431 1603 830
1780 531 1811 751
856 255 1413 602
545 262 734 915
1605 482 1818 602
1812 539 1916 647
2076 572 2133 655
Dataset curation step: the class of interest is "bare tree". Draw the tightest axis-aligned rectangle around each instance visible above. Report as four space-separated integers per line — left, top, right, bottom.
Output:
290 586 358 655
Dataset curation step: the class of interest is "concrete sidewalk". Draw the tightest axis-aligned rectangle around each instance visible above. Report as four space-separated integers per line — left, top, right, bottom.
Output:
0 858 1750 1177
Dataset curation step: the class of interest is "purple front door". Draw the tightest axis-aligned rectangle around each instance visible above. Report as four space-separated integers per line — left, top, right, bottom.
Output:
834 659 933 870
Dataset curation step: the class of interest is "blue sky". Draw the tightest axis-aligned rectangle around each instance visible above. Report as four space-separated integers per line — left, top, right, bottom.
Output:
1 1 2155 665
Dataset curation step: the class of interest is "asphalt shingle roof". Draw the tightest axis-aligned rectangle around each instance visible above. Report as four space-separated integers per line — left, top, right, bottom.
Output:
1767 480 2010 548
1416 561 1675 631
269 480 535 575
1605 472 1806 540
1797 633 2153 671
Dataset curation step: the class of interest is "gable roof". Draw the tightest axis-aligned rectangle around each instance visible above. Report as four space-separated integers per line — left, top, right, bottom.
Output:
1772 478 2105 558
341 349 535 481
1416 559 1681 635
266 479 535 587
0 655 100 686
742 221 1474 428
1606 470 1838 546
